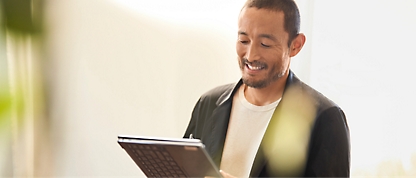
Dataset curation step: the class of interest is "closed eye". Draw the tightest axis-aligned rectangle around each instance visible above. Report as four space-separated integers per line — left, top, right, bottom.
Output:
240 40 249 45
261 43 270 48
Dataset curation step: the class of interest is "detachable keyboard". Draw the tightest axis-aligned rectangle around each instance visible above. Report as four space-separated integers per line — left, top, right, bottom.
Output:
128 144 187 177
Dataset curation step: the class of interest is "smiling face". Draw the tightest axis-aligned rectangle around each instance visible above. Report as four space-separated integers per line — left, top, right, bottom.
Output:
237 7 293 89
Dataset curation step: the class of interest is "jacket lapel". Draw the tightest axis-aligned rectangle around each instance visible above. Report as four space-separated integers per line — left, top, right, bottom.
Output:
204 80 243 167
203 71 301 175
205 100 232 166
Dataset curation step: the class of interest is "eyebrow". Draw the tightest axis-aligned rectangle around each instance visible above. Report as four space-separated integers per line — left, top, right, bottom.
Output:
238 31 248 36
259 34 277 41
238 31 277 42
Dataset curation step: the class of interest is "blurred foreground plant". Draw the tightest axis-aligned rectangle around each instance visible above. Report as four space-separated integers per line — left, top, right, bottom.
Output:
0 0 48 177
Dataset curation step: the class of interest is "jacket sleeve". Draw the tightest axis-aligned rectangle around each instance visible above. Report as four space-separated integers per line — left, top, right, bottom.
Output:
183 93 218 140
303 107 350 177
183 97 203 139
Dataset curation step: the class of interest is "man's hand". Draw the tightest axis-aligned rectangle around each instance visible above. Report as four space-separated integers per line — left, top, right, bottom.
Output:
219 170 237 178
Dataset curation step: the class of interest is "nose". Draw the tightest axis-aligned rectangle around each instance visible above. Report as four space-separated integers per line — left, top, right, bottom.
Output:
245 43 260 62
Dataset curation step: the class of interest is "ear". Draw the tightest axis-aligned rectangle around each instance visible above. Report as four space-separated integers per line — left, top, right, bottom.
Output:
289 33 306 57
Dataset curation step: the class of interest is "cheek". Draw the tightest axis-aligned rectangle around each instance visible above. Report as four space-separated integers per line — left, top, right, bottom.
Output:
282 51 291 65
236 43 245 57
267 52 289 68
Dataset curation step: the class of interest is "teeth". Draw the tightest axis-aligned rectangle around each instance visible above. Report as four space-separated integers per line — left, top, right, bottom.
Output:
247 64 263 70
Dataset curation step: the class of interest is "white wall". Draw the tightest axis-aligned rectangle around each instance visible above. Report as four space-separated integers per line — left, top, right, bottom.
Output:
45 0 243 177
307 1 416 175
44 0 416 177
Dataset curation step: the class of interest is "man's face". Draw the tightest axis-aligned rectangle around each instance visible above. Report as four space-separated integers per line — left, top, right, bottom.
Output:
237 7 292 89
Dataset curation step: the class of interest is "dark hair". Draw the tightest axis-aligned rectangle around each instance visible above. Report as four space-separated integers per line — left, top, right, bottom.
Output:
243 0 300 47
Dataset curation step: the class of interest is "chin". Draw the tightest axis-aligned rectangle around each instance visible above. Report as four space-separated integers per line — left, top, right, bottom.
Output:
242 78 269 89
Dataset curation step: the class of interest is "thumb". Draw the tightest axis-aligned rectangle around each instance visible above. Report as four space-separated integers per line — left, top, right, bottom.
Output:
220 170 236 178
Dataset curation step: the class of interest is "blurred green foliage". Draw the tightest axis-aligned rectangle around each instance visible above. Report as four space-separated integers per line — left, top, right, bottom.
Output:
0 0 44 128
0 83 11 127
0 0 44 34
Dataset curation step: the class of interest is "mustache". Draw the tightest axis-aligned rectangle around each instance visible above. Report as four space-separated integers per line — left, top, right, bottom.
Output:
242 58 267 68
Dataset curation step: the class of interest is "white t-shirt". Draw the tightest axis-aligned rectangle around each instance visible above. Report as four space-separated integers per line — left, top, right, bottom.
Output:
220 84 281 177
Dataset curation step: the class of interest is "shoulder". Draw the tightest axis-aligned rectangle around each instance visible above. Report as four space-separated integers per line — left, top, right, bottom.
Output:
299 82 338 114
199 81 241 106
200 83 235 99
185 82 240 139
286 72 348 130
289 75 350 176
286 72 340 116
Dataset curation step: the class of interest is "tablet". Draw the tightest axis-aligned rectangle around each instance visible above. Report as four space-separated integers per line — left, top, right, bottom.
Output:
117 135 222 177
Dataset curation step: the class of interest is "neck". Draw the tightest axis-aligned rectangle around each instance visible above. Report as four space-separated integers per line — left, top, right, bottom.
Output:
244 71 288 106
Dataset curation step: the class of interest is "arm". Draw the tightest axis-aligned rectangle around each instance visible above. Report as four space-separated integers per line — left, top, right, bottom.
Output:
183 97 204 139
304 107 350 177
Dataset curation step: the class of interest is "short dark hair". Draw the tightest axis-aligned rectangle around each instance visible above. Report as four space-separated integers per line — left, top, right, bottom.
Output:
243 0 301 47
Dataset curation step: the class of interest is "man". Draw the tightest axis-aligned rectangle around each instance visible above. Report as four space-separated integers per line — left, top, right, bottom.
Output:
184 0 350 177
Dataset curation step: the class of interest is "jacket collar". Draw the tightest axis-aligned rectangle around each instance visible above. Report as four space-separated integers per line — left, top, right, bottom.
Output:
207 70 299 167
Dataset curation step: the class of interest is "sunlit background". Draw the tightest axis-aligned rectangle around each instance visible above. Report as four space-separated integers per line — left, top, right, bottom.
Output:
1 0 416 177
